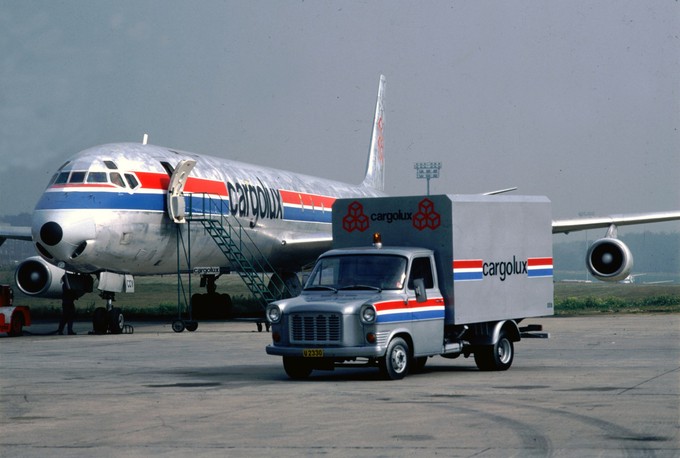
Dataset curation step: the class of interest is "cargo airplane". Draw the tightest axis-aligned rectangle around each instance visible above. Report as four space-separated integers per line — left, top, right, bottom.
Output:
2 74 680 334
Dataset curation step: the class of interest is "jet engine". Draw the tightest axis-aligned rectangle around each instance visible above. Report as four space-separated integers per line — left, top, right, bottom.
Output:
585 238 634 282
15 256 93 298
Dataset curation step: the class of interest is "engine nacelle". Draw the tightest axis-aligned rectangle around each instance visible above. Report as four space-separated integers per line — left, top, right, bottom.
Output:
15 257 93 298
586 238 634 282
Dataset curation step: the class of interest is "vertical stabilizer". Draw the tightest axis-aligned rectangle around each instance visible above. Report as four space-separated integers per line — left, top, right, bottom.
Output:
361 74 386 191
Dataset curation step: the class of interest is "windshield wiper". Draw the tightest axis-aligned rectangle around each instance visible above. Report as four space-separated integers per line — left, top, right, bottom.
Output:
338 284 382 292
303 285 338 293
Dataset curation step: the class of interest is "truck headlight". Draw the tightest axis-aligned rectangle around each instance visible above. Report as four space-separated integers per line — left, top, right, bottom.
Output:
360 304 376 324
266 304 282 324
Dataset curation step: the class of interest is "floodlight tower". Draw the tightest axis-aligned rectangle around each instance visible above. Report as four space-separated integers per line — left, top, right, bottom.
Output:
414 162 442 196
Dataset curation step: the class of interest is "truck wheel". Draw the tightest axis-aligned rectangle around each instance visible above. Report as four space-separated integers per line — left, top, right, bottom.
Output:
474 331 514 371
283 357 313 380
8 313 23 337
380 337 410 380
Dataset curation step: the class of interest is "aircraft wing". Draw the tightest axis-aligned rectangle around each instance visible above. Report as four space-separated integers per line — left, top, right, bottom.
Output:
0 226 32 246
272 233 333 269
552 211 680 234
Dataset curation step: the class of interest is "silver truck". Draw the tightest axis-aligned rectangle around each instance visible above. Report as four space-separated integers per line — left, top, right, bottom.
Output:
266 195 553 379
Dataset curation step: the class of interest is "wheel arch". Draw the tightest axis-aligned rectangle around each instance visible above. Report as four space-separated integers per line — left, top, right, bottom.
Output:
469 320 520 346
386 328 415 357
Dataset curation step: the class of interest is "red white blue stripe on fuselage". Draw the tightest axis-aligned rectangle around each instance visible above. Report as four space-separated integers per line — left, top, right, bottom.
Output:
35 174 336 225
374 299 445 324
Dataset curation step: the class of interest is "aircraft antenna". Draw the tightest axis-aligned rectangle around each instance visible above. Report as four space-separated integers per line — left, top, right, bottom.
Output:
142 133 149 145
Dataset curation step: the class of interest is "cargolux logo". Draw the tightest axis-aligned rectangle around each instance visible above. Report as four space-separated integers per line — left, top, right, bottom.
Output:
342 201 369 232
413 198 440 231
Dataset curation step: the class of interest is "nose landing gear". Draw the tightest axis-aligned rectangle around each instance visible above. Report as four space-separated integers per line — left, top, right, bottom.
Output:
92 292 133 335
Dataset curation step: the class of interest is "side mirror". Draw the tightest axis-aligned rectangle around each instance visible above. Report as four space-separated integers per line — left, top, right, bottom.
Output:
413 278 427 303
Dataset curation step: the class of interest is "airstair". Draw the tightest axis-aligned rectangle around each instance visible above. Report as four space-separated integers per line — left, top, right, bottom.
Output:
173 192 292 332
190 200 290 306
166 160 293 332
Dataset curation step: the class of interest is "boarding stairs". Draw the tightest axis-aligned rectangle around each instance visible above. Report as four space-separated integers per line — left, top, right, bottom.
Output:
185 193 292 317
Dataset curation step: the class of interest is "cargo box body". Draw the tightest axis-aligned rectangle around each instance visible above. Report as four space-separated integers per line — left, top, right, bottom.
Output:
332 194 554 325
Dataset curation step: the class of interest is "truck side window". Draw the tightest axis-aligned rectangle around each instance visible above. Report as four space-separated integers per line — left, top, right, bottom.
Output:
408 257 434 290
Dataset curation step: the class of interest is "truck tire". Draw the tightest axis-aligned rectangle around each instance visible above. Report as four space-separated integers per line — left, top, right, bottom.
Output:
380 337 410 380
283 357 313 380
474 331 514 371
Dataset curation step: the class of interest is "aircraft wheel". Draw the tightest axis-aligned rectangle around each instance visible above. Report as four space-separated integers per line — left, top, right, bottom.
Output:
172 320 185 333
93 307 108 334
185 321 198 332
108 308 124 335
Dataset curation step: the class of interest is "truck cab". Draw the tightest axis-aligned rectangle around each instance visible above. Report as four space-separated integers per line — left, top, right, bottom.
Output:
266 242 446 379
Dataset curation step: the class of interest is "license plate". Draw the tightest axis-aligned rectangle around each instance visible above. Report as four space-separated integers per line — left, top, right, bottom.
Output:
303 349 324 358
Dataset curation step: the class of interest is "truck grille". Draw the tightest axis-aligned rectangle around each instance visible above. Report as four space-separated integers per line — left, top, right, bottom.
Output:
290 313 341 344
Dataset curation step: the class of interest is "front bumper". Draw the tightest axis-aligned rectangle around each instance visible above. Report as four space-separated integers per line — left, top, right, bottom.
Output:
266 344 385 359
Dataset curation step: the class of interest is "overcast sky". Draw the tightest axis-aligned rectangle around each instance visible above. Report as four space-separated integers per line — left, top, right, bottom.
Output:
0 1 678 236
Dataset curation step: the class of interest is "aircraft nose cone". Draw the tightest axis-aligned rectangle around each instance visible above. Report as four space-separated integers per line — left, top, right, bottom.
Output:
40 222 63 246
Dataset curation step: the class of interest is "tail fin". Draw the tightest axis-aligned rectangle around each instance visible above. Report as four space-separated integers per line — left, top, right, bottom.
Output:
361 74 386 191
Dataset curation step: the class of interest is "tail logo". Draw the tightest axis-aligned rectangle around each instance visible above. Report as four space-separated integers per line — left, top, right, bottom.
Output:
377 116 384 165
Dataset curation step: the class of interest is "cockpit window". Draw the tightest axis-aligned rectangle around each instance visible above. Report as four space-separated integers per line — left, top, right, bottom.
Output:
104 160 118 170
110 172 125 188
68 171 86 183
55 172 70 184
86 172 108 183
124 173 140 189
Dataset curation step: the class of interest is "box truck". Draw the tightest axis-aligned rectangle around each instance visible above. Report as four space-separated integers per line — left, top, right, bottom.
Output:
266 195 552 379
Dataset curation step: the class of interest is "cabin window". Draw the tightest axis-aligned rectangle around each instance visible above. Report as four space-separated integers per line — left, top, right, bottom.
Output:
86 172 108 183
68 171 86 183
124 173 140 189
110 172 125 188
104 160 118 170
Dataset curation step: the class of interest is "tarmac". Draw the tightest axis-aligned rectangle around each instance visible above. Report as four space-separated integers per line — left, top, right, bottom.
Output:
1 314 678 457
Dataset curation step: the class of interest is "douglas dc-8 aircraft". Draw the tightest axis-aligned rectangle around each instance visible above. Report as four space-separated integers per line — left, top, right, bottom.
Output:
2 74 680 334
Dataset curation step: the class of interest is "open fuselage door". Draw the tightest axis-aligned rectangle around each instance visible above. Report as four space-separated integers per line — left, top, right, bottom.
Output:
167 159 197 223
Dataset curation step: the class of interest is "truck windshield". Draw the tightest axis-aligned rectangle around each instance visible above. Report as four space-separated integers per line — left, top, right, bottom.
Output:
305 254 408 291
